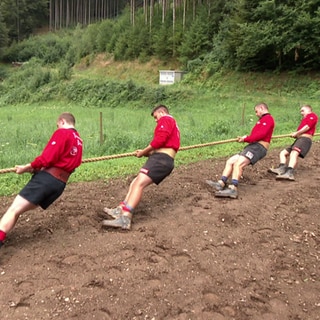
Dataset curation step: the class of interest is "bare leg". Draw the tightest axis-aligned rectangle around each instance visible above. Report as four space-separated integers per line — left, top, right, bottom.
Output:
216 154 240 187
276 150 298 181
288 150 299 169
279 149 290 164
125 173 153 209
215 155 252 199
123 177 136 203
0 195 37 234
232 155 250 182
102 173 153 230
222 154 240 178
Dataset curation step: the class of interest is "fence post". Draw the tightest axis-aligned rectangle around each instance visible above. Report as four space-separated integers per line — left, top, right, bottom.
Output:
99 112 103 145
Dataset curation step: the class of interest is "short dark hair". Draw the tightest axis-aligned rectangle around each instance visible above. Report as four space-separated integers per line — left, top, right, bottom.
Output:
301 104 312 112
254 102 269 111
151 104 169 116
59 112 76 125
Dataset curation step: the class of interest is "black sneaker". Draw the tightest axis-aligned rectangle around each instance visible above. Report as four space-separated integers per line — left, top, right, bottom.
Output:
268 166 286 175
276 171 295 181
215 187 238 199
205 180 225 191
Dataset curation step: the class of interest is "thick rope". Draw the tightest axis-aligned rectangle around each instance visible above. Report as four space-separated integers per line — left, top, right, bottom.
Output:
0 133 319 174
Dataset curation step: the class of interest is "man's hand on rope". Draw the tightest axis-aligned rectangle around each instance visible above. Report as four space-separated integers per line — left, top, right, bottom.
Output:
237 135 247 143
15 164 34 174
136 149 144 158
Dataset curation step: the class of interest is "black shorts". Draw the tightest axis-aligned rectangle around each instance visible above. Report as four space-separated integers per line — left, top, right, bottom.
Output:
286 136 312 158
19 171 66 209
239 142 267 165
140 152 174 185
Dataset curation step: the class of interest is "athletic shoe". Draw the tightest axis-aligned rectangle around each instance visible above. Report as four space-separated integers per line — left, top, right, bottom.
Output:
215 187 238 199
102 214 132 230
103 206 122 219
205 180 225 191
276 171 295 181
268 166 286 175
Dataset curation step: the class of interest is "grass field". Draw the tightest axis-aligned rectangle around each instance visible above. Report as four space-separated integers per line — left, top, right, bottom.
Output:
0 59 319 196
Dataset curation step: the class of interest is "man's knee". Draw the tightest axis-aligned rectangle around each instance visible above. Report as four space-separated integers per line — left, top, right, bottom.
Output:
289 149 300 158
226 154 238 166
280 149 289 157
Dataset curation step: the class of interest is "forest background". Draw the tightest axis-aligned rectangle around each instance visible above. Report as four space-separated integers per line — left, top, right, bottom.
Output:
0 0 320 196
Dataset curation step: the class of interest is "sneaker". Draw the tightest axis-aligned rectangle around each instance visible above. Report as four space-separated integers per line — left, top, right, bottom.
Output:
215 187 238 199
268 166 287 175
276 171 295 181
102 214 132 230
205 180 225 191
103 206 122 219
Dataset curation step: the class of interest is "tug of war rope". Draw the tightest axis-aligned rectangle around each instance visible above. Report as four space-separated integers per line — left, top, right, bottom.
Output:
0 133 319 174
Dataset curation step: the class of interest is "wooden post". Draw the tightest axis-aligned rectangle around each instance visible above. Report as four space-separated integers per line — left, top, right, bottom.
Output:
99 112 103 145
241 103 245 125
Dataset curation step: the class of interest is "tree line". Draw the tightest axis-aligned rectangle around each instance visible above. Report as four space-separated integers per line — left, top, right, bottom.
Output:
48 0 128 30
1 0 320 72
0 0 129 41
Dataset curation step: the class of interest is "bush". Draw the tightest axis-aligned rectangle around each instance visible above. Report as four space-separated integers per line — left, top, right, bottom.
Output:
57 62 73 80
0 58 53 105
0 65 8 80
3 33 72 64
96 20 115 52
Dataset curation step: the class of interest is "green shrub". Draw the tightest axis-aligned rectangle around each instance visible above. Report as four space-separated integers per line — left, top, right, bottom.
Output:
0 65 7 80
0 58 53 104
96 20 115 52
58 62 73 80
3 33 72 64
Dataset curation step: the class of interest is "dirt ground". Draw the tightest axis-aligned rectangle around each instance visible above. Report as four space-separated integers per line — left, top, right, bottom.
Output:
0 142 319 320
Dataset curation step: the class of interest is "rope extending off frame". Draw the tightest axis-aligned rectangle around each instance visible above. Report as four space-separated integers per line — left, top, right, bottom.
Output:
0 133 319 174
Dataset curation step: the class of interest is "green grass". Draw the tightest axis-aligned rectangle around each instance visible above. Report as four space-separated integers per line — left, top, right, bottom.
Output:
0 66 319 196
75 55 181 85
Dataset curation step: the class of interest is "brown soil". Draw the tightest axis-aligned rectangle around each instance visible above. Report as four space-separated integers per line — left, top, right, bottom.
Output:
1 143 320 320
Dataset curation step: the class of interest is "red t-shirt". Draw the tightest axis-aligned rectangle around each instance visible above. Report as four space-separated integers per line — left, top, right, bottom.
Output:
297 112 318 135
150 115 180 151
244 113 275 144
31 128 83 173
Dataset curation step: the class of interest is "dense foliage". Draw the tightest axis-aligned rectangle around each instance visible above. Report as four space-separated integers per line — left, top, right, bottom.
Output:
1 0 320 73
47 0 127 30
216 0 320 71
0 11 8 57
0 0 48 41
0 56 192 107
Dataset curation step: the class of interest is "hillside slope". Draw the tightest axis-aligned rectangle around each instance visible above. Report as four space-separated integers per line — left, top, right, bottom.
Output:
0 143 319 320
